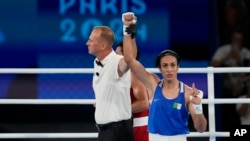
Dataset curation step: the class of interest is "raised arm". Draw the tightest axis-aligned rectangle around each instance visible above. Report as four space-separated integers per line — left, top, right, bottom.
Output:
122 12 159 96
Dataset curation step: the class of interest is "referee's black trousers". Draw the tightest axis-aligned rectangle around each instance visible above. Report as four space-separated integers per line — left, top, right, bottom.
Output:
96 119 134 141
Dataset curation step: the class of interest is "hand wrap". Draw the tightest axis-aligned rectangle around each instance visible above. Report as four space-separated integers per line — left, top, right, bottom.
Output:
190 90 203 115
122 12 137 38
125 24 137 39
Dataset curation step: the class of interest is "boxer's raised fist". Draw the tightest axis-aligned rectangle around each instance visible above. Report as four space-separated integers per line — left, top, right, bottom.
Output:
122 12 137 26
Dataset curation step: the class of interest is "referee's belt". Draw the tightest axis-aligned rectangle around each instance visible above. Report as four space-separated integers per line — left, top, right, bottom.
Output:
95 119 132 132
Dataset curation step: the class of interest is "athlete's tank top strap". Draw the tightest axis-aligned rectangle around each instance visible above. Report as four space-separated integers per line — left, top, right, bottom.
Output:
180 81 184 93
158 79 164 87
158 79 184 90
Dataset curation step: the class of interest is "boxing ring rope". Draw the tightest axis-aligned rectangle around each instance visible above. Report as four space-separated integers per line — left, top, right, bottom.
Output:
0 132 230 139
0 67 250 141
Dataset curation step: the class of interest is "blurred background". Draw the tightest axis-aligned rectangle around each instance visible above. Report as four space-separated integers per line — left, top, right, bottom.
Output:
0 0 249 141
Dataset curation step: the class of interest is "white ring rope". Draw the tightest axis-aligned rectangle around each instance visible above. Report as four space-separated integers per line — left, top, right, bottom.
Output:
0 132 229 139
0 99 95 104
0 68 93 74
0 67 250 140
0 98 250 104
0 133 98 139
0 67 250 74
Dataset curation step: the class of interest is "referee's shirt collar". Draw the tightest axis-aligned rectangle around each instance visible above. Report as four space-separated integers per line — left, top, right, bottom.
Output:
95 50 116 67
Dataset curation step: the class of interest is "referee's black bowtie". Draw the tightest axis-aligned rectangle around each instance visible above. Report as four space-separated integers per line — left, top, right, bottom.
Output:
95 60 103 67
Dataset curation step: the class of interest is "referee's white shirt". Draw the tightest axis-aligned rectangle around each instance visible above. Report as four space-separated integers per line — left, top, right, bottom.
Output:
93 50 131 124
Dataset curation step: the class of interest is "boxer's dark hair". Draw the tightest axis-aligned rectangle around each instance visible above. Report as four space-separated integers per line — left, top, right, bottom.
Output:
155 49 180 68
